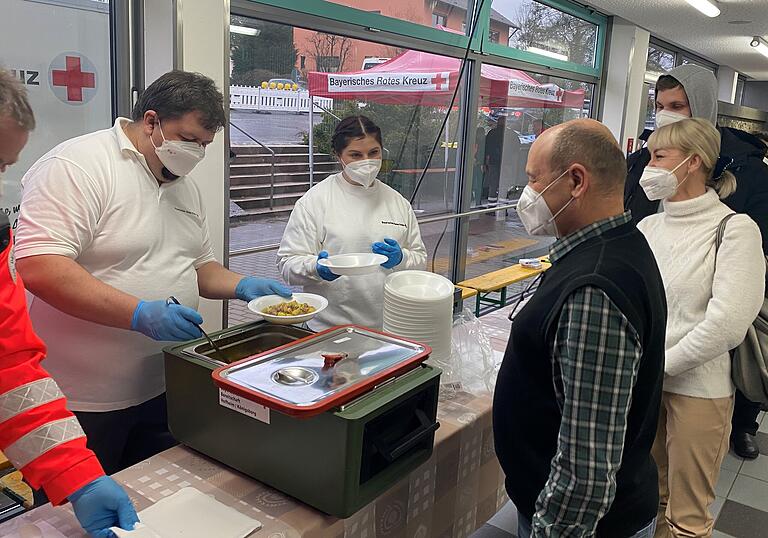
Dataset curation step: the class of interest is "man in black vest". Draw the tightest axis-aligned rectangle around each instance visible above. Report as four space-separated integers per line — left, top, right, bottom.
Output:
494 119 667 538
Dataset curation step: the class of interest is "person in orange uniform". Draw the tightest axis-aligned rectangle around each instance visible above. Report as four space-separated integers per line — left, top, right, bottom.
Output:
0 69 138 537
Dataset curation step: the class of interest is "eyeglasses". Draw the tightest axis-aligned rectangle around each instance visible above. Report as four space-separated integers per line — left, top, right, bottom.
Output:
507 273 544 321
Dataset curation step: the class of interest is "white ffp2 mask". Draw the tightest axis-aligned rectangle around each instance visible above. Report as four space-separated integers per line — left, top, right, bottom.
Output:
655 110 689 130
341 158 382 188
150 121 205 179
639 155 692 201
516 169 574 237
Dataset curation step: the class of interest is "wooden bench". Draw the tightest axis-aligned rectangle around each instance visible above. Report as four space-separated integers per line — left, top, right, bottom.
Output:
456 285 478 301
458 257 551 316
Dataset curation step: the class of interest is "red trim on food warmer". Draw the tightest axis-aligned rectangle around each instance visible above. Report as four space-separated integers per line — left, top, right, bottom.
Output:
211 325 432 418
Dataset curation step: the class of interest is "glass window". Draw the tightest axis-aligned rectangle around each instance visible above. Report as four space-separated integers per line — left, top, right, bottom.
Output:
432 13 448 27
644 44 676 131
228 15 466 322
680 56 717 75
463 66 594 280
1 0 113 231
490 0 599 67
324 0 474 36
646 44 675 75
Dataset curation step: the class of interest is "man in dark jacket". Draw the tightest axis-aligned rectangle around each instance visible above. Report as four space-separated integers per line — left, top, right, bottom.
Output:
624 64 768 460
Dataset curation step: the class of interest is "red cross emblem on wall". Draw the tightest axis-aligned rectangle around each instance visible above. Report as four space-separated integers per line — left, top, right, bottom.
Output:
431 73 448 90
49 53 97 104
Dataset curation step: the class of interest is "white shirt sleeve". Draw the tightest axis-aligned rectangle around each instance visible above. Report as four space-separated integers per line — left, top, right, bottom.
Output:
15 157 104 260
665 215 766 377
276 199 323 285
399 202 427 271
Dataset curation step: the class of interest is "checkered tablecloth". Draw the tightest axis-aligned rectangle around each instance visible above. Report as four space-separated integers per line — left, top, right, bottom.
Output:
0 312 514 537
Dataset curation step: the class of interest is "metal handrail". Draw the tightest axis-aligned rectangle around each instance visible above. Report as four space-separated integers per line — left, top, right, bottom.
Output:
230 121 276 210
228 202 518 258
312 101 341 121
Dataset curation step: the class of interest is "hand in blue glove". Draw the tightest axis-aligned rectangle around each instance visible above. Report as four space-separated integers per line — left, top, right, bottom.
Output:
235 277 292 301
316 251 340 282
372 238 403 269
69 476 139 538
130 299 202 341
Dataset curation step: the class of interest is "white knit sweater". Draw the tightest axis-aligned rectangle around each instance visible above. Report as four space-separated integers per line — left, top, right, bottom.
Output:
637 189 765 399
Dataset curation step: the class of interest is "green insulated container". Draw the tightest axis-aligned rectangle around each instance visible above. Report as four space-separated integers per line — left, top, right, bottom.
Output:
164 323 441 517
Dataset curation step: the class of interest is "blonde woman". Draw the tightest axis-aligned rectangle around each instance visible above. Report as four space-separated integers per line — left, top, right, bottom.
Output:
637 118 765 538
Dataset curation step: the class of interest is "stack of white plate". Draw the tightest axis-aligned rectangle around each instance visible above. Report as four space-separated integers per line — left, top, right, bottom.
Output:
383 271 454 361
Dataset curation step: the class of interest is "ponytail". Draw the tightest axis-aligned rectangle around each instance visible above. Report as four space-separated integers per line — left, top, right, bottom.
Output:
709 170 737 199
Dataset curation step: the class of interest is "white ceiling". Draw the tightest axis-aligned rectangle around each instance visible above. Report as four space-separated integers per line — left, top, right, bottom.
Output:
580 0 768 80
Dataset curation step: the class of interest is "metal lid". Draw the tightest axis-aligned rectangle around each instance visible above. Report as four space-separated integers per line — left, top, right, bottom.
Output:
212 325 431 417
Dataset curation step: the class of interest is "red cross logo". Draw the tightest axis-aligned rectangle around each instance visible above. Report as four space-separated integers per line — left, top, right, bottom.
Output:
431 73 448 90
50 54 96 104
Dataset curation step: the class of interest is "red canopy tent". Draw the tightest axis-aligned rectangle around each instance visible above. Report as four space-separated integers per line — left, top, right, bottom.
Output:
308 48 585 109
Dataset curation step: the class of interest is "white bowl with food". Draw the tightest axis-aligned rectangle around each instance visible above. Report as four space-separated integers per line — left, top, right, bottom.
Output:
317 253 388 276
247 293 328 325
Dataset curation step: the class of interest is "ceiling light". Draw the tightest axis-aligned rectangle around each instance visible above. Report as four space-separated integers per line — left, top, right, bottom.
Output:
685 0 720 18
751 36 768 59
230 25 260 36
526 46 569 62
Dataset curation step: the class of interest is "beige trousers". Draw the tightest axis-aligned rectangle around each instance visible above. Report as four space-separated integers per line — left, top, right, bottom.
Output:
652 391 734 538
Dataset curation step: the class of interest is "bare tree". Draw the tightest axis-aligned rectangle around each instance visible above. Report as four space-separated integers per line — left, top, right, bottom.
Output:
306 32 353 73
509 2 597 72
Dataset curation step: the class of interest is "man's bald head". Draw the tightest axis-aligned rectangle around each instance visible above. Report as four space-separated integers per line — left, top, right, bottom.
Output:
537 119 626 195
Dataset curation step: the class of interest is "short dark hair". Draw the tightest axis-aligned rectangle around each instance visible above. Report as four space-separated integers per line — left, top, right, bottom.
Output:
550 122 627 194
753 131 768 146
331 115 383 155
0 69 35 130
654 74 683 100
132 70 226 132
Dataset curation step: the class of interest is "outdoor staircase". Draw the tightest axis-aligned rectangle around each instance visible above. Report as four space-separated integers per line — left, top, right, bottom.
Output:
229 145 338 222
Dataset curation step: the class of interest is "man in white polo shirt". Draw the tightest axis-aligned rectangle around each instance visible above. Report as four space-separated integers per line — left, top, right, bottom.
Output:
14 70 291 473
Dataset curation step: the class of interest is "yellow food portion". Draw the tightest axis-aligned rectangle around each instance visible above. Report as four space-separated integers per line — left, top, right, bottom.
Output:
262 300 316 317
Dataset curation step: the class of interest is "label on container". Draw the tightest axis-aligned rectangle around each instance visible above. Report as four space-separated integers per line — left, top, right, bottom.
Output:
218 388 270 424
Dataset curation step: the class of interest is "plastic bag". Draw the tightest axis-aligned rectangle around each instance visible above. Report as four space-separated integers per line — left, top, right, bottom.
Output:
439 307 500 396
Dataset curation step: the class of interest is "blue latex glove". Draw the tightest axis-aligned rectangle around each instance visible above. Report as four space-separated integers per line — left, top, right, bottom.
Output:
130 299 202 341
235 277 292 301
69 476 139 538
316 251 340 282
372 238 404 269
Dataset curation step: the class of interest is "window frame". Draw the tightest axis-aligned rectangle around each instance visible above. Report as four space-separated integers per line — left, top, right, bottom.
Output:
227 0 605 285
479 0 607 78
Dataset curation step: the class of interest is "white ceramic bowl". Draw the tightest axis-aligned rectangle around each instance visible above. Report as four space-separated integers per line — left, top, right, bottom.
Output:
247 293 328 325
385 271 454 301
318 253 388 276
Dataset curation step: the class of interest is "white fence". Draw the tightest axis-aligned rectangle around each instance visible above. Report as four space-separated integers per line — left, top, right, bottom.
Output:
230 86 333 113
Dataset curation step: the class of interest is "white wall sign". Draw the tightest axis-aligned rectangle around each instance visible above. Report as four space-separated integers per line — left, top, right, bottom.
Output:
0 0 111 231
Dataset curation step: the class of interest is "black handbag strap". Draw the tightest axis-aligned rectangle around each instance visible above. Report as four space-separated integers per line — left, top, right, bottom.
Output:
715 213 738 253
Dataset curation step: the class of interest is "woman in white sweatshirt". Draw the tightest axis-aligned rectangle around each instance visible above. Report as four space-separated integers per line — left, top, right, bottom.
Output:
637 118 764 538
277 115 427 330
